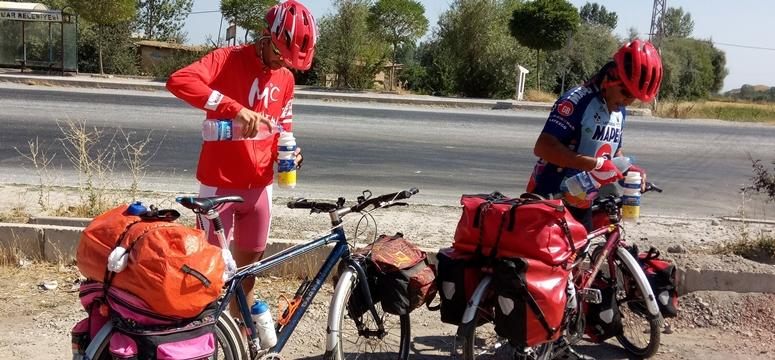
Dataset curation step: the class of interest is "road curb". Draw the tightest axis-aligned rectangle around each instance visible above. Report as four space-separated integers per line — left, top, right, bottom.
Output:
0 74 652 116
1 220 772 292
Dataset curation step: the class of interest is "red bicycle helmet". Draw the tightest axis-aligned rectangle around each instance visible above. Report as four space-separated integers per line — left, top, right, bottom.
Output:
613 40 663 102
265 0 317 71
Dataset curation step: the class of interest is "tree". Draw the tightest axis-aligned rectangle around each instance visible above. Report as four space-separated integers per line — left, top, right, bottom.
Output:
316 0 390 89
709 42 728 95
368 0 429 90
220 0 274 43
136 0 193 42
404 0 532 98
69 0 136 74
510 0 580 91
579 2 617 30
545 22 618 94
659 38 720 100
662 6 693 38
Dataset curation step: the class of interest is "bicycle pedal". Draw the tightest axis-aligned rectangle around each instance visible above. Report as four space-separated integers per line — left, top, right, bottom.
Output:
257 352 283 360
579 288 602 304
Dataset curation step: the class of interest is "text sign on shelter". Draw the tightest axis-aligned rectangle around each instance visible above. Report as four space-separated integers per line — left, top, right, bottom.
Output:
0 10 62 22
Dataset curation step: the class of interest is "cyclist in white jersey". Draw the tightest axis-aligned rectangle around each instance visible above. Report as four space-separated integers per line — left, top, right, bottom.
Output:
527 39 663 360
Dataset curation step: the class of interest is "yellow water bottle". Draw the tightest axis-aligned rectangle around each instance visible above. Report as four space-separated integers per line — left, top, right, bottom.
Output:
621 171 642 221
277 132 297 189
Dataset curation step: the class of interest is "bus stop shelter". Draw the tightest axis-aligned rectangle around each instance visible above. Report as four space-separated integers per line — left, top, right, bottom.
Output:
0 1 77 72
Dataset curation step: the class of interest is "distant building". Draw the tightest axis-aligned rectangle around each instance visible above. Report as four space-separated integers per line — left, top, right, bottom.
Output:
134 40 205 74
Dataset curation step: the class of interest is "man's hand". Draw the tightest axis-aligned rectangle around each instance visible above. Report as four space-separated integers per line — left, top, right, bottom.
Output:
590 157 624 186
628 164 648 191
234 108 273 139
294 147 303 169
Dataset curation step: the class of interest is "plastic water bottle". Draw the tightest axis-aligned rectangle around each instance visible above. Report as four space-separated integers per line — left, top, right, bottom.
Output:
251 300 277 349
612 156 632 173
561 171 599 203
201 119 278 141
621 171 642 221
561 157 633 203
277 131 297 189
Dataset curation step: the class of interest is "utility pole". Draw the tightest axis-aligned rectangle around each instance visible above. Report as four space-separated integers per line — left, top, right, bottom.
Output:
649 0 667 46
649 0 667 112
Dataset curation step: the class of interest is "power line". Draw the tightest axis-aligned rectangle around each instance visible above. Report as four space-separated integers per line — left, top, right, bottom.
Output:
190 10 220 15
712 41 775 51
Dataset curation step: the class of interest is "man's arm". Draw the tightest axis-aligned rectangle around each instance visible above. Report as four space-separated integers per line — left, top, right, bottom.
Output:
534 132 597 171
165 49 244 119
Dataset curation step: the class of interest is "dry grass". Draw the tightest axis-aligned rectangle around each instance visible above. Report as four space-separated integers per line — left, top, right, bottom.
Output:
0 206 30 223
655 100 775 122
524 89 557 103
713 230 775 265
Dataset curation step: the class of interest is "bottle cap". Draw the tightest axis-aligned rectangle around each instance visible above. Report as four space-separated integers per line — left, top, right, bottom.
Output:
127 201 147 216
251 300 269 314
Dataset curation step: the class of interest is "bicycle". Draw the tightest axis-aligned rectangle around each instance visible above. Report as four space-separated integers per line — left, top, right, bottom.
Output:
455 183 663 359
82 187 419 360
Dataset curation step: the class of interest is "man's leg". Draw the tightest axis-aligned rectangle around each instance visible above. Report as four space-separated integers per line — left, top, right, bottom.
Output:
229 247 264 319
230 184 273 319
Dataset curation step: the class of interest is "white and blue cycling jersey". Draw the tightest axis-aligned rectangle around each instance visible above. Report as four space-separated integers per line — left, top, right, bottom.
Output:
529 83 626 198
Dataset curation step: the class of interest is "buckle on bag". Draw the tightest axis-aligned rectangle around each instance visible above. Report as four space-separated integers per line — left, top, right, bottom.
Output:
579 288 602 304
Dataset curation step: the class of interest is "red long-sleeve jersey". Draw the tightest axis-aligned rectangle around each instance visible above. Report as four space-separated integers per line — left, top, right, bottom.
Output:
167 44 295 189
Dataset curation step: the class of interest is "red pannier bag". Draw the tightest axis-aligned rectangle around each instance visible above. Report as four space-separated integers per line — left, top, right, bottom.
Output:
77 204 225 319
493 257 568 348
637 246 679 318
453 192 588 266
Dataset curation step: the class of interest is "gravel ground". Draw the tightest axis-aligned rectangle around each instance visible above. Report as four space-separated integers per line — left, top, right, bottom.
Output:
1 184 774 359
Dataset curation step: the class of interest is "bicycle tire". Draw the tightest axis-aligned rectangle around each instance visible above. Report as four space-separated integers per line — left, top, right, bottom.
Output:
327 270 411 360
89 313 246 360
458 295 553 360
609 252 661 358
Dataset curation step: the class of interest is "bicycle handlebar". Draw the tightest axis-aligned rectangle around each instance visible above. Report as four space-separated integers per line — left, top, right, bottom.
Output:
591 181 662 213
287 187 419 218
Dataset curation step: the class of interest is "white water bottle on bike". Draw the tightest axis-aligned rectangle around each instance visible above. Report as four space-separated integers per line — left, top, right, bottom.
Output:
251 300 277 349
621 171 642 221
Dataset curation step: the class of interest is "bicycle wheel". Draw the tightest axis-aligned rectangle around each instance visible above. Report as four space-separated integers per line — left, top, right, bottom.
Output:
609 251 661 358
458 296 553 360
328 270 411 360
89 313 246 360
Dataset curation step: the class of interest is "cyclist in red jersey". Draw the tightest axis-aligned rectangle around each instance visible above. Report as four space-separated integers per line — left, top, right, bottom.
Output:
166 0 316 314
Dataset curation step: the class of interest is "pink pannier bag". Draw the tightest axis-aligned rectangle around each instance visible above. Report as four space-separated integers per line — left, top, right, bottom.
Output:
72 281 217 359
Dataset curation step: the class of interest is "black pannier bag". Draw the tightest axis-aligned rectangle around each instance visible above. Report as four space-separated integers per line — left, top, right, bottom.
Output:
435 247 483 325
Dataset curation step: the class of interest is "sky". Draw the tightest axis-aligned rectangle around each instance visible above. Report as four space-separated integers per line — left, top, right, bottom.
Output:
185 0 775 92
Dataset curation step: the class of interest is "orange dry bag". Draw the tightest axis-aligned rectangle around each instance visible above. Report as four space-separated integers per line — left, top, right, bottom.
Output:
77 205 225 318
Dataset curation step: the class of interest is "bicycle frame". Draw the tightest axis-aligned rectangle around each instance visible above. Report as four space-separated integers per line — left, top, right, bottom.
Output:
220 224 361 355
577 223 660 317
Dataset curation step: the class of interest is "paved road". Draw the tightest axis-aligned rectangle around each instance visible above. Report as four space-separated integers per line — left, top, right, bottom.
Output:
2 83 774 218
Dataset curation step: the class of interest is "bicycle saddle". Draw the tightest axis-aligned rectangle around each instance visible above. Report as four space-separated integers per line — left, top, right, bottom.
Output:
176 195 244 213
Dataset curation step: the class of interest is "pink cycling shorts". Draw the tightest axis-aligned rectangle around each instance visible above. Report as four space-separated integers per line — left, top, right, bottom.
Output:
198 184 272 252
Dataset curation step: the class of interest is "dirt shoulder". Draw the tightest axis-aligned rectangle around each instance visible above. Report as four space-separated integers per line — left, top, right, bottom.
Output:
1 184 774 358
1 263 774 360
